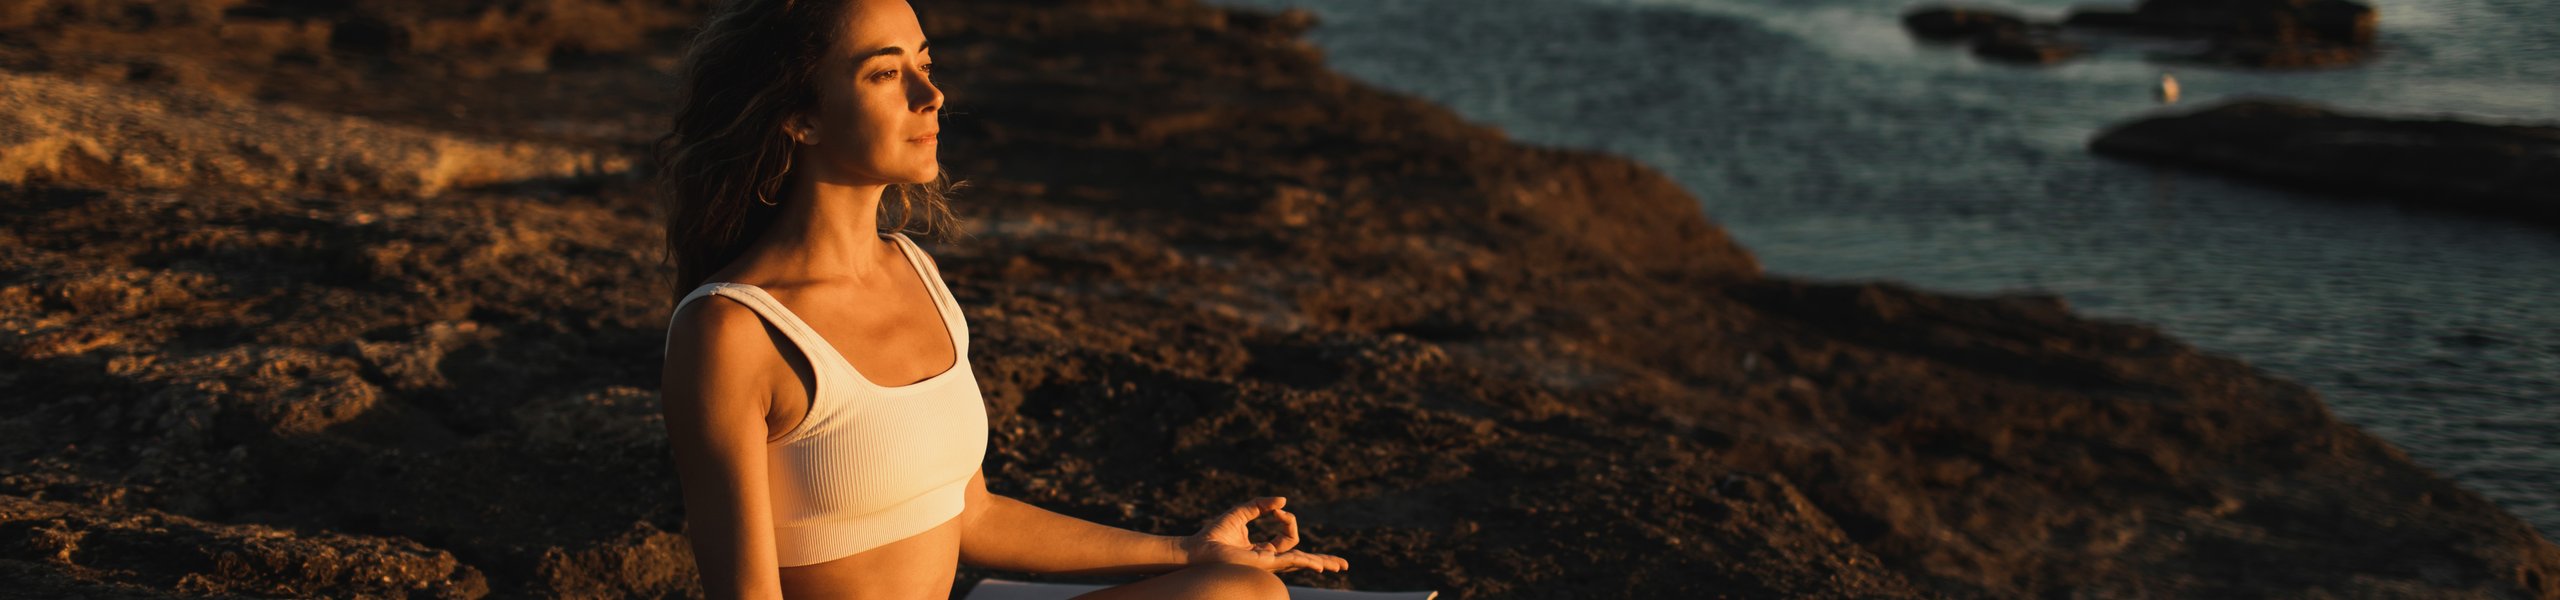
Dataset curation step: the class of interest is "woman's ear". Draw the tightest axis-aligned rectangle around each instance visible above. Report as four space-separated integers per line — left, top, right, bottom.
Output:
784 114 819 145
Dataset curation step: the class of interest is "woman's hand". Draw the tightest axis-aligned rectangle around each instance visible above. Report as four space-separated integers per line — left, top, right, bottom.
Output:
1174 496 1351 573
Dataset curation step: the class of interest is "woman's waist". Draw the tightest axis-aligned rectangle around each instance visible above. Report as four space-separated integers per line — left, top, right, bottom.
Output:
778 515 963 600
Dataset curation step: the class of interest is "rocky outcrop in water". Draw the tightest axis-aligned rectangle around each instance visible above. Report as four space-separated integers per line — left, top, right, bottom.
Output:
2 0 2554 598
1901 6 2082 65
1903 0 2376 68
2093 98 2560 225
2067 0 2375 67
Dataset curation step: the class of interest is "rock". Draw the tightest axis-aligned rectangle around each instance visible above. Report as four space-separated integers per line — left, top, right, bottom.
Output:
0 494 487 597
1901 5 2032 40
2203 38 2372 68
0 71 630 196
2084 0 2376 44
0 0 697 76
2091 98 2560 225
2060 6 2147 28
1907 0 2379 68
2065 0 2377 67
1973 29 2086 64
1901 5 2081 66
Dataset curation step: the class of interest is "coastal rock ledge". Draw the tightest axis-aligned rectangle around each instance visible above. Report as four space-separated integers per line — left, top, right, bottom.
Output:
2093 98 2560 225
0 0 2554 599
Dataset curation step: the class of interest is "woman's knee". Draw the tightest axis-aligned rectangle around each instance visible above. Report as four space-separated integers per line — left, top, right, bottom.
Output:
1184 563 1286 600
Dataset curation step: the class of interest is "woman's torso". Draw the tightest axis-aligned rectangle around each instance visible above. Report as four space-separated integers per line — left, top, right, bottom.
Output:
680 232 985 600
777 517 964 600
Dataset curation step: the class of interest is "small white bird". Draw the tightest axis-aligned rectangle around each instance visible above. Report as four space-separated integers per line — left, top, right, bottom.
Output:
2158 72 2181 104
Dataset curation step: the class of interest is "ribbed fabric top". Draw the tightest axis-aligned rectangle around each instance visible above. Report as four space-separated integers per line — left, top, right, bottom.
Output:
666 231 989 567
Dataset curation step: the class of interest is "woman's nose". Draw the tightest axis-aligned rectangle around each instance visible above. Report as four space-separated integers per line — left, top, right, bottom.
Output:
909 72 942 113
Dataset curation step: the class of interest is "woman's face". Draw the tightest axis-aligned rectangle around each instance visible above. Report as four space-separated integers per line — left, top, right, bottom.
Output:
793 0 941 186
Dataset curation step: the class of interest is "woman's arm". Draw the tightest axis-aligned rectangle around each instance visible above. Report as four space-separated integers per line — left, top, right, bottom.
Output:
954 471 1350 576
661 299 789 600
954 469 1189 576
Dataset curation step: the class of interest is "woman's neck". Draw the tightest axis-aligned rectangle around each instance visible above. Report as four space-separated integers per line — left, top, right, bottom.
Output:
749 171 900 285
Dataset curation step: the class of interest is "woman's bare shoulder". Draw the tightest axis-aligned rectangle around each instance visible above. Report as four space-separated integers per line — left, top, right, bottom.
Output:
665 293 785 390
662 294 800 456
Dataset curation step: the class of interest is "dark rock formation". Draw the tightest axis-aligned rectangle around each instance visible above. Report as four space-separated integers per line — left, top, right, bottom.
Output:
2066 0 2375 45
1972 29 2086 64
1902 6 2031 40
2 1 2555 599
2093 98 2560 225
1903 0 2376 68
2065 0 2376 67
1901 6 2083 65
0 494 488 597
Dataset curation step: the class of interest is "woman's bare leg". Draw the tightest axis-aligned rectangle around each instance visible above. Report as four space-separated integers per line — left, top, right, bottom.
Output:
1069 563 1289 600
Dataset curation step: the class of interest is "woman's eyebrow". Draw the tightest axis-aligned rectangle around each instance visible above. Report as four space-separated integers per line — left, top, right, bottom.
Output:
853 41 931 64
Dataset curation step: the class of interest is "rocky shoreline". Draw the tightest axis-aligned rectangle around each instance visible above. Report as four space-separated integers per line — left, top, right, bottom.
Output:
2093 98 2560 226
2 0 2554 598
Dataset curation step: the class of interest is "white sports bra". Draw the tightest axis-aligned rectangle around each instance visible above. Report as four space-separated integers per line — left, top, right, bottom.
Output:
666 231 989 567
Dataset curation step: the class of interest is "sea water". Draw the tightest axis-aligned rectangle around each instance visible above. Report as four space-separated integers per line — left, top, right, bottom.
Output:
1208 0 2560 540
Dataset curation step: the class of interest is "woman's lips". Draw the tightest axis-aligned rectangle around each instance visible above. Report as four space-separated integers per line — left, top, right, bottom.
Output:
910 132 938 143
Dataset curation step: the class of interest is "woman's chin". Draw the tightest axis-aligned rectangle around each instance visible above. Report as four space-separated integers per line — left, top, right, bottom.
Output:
900 163 940 184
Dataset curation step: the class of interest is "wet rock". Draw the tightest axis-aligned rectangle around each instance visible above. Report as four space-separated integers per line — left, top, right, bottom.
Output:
1905 0 2378 68
2092 98 2560 225
2066 0 2376 45
2065 0 2377 67
1972 28 2086 64
1902 5 2032 41
1902 6 2081 66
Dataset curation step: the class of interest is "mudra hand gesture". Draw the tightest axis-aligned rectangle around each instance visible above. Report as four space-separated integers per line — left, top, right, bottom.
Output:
1176 496 1350 573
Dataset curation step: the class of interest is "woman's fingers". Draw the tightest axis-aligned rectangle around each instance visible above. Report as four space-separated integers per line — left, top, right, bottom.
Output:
1193 496 1343 574
1206 496 1315 559
1204 497 1285 542
1264 508 1300 554
1213 497 1279 527
1273 550 1349 573
1199 498 1262 540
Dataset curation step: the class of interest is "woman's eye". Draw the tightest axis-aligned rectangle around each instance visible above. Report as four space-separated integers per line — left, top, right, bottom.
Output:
872 70 897 82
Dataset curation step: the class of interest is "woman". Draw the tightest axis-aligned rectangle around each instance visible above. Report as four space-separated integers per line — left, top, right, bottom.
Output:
653 0 1351 598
